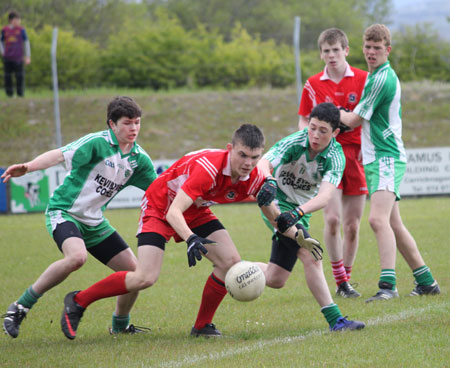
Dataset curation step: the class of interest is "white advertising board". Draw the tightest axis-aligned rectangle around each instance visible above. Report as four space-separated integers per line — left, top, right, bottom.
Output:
399 147 450 196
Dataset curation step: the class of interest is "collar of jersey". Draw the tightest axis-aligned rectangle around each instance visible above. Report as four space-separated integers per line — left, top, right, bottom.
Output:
320 62 354 81
371 61 390 75
222 150 250 181
108 129 138 156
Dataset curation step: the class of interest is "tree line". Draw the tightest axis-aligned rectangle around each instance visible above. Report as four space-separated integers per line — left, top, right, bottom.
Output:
1 0 449 90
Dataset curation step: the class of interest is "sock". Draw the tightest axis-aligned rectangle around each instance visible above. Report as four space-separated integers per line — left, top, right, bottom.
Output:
321 303 342 328
17 286 43 309
380 269 396 289
413 265 435 286
193 273 227 330
344 265 353 281
112 314 130 333
74 271 129 309
331 259 348 286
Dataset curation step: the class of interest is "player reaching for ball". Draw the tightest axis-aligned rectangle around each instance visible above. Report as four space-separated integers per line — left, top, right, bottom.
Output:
256 102 365 331
1 96 157 338
59 124 279 339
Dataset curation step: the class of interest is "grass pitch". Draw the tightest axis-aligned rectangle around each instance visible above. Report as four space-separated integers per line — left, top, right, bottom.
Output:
0 197 449 367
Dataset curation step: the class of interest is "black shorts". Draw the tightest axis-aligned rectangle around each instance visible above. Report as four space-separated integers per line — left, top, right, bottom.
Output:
137 219 225 250
269 232 301 272
53 221 129 265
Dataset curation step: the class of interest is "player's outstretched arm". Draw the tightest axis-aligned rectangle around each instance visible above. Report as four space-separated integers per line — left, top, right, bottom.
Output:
1 148 64 183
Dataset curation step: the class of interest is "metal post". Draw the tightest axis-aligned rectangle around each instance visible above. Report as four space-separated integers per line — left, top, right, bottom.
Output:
293 16 302 107
51 27 62 147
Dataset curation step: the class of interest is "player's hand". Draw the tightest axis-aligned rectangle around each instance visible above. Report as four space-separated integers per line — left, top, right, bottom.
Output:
275 207 304 233
1 163 28 183
295 224 323 261
338 121 352 132
186 234 215 267
338 107 352 132
256 177 277 207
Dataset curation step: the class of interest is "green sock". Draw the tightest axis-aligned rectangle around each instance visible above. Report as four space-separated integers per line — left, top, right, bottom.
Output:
112 314 130 333
321 303 342 328
380 269 396 289
17 286 42 309
413 265 434 286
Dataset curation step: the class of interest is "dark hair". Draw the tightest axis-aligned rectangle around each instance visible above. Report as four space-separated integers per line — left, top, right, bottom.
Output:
309 103 340 131
231 124 265 149
8 11 20 21
106 96 142 128
318 28 348 51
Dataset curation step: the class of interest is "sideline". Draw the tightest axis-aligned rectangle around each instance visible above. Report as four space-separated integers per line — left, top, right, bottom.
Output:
159 302 449 368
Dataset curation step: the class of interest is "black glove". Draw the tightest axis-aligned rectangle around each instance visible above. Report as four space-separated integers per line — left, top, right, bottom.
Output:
295 224 323 261
338 107 352 132
256 177 277 207
275 207 305 233
186 234 215 267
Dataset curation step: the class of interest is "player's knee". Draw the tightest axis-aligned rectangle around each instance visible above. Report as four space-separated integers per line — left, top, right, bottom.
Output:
344 221 360 240
326 214 341 234
266 277 286 289
219 254 241 272
65 252 87 271
134 272 159 290
368 215 386 232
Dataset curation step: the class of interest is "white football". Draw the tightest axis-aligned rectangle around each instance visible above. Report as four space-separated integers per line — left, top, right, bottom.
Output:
225 261 265 302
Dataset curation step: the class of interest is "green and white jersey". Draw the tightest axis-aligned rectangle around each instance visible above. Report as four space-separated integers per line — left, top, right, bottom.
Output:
47 129 157 226
353 61 406 165
263 129 345 207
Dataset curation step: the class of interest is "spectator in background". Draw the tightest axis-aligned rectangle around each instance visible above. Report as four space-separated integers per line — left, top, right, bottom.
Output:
1 11 31 97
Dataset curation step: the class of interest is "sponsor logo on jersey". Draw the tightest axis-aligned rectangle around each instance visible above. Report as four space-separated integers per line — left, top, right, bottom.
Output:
279 170 315 191
94 173 124 197
105 160 115 168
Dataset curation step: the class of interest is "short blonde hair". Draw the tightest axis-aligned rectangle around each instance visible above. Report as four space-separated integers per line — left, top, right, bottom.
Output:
364 24 391 47
318 28 349 51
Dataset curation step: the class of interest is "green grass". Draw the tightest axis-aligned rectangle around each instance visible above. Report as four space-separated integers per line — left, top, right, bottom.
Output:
1 198 449 367
1 82 449 166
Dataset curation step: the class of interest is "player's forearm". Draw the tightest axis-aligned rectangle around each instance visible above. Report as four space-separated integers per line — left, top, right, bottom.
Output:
257 158 273 178
26 149 64 172
340 110 363 129
260 202 280 228
166 207 193 241
300 182 336 214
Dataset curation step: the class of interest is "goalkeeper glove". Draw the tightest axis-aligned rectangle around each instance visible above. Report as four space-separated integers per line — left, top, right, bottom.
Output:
295 224 323 261
275 207 305 233
186 234 214 267
256 176 277 207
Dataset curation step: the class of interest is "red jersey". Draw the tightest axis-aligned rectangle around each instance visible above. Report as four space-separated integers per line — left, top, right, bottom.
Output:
298 63 368 146
144 149 265 221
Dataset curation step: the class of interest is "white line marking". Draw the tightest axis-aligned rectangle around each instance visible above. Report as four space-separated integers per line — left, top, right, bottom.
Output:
159 302 449 368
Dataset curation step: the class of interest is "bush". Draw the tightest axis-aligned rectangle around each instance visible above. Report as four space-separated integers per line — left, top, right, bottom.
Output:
26 26 101 89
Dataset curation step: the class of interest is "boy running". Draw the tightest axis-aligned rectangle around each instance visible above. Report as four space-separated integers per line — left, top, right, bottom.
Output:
2 96 157 338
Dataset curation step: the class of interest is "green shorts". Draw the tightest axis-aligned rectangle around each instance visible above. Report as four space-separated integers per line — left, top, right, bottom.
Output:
261 199 312 234
364 157 406 201
45 209 115 248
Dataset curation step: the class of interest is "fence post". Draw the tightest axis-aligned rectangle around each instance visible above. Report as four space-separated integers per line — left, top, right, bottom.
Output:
293 16 302 108
52 27 62 147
